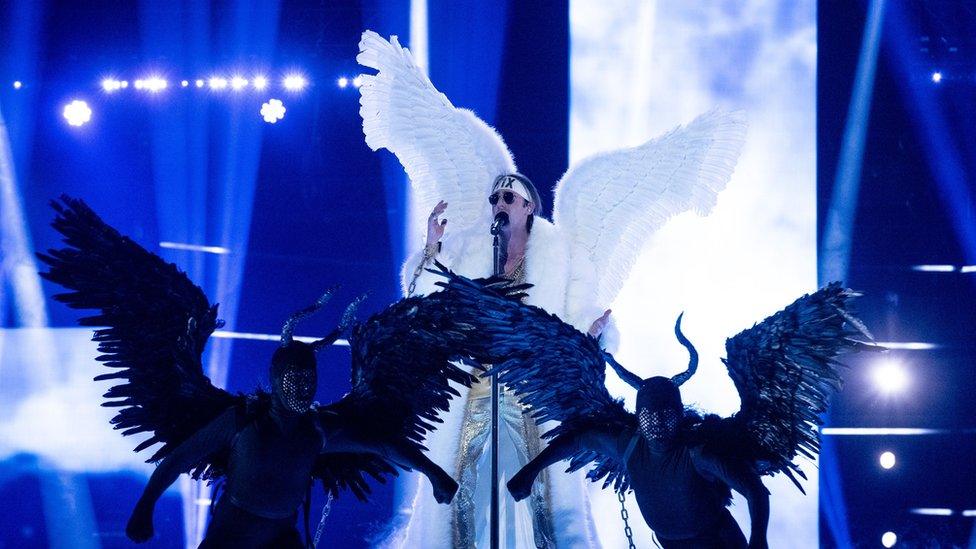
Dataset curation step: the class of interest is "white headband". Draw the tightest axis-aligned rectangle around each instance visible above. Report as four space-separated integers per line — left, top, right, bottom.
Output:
490 175 533 204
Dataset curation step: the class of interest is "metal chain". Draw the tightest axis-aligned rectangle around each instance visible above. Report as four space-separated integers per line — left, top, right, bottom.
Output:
312 492 333 548
407 244 436 297
617 490 637 549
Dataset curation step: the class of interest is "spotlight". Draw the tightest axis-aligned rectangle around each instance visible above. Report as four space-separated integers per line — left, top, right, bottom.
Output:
931 71 942 83
208 77 228 90
337 77 349 88
143 76 167 92
879 451 895 470
13 80 22 89
282 74 307 91
252 75 268 90
120 80 129 88
260 99 286 123
63 100 92 127
134 79 145 90
195 79 205 88
230 76 248 91
871 359 908 395
181 80 189 87
352 75 363 88
881 532 897 548
101 79 123 92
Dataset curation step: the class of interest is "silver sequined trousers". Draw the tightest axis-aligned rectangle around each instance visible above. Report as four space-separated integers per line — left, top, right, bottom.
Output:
453 384 556 548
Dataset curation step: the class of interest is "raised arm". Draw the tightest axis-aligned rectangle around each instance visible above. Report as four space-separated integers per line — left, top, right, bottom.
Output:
508 428 623 501
323 427 458 504
126 407 240 542
691 448 770 549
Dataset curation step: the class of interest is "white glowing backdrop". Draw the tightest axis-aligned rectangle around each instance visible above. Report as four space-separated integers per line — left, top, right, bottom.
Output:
569 1 817 546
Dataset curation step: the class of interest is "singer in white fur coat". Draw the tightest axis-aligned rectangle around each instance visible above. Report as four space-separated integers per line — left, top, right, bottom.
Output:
356 30 747 548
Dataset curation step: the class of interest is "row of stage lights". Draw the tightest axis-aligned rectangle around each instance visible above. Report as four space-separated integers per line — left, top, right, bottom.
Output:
9 73 366 93
19 72 369 127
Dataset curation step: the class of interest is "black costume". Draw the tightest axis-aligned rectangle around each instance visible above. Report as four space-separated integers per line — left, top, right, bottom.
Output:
430 268 879 548
38 197 488 547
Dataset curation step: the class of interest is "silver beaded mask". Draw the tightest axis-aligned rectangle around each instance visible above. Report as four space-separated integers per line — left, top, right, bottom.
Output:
275 365 316 413
637 407 681 441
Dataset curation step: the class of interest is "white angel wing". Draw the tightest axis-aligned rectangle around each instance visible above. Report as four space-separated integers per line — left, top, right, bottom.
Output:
554 109 747 307
357 30 516 230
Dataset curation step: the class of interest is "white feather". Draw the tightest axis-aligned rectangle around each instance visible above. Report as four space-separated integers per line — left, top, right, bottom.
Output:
554 109 747 307
357 31 517 230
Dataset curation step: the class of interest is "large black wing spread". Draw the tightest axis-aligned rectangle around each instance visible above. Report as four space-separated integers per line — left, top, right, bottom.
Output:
37 196 239 465
439 268 636 492
312 270 485 498
718 283 879 491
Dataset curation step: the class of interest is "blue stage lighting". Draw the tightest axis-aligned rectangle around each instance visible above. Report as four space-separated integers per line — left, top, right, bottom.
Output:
931 71 942 83
63 100 92 127
195 79 205 88
352 75 364 88
143 76 167 92
134 79 145 90
282 74 307 91
260 99 286 123
120 80 129 88
208 77 228 90
252 75 268 90
12 80 22 89
101 78 122 92
181 80 189 87
337 76 349 88
230 76 248 91
879 451 895 469
871 359 909 395
882 532 897 548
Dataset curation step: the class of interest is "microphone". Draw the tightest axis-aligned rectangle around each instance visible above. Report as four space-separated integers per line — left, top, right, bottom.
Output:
490 211 509 235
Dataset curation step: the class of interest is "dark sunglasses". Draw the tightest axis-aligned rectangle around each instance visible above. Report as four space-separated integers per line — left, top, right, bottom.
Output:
488 191 516 205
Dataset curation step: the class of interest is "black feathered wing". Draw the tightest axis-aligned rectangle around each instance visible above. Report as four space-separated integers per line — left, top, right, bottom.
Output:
433 268 636 492
312 274 484 499
37 196 240 472
707 283 879 492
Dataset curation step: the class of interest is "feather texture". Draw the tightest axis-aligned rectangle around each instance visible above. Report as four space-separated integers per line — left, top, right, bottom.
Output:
426 266 636 492
719 283 882 490
554 109 747 307
357 31 516 230
37 195 239 468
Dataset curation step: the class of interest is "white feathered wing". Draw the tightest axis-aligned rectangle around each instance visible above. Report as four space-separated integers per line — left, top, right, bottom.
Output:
357 30 516 231
554 109 747 308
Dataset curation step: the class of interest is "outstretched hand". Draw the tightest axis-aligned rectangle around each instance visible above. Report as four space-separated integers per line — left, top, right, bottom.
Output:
507 470 533 502
432 472 459 504
125 502 154 543
588 309 612 338
426 200 448 251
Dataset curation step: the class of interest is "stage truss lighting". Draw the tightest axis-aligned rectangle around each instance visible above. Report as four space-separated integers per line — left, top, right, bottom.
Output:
230 76 248 91
282 74 307 91
879 451 895 469
252 75 268 90
931 71 942 83
337 76 349 88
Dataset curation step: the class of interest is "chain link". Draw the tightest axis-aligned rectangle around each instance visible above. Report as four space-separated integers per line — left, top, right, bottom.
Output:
313 492 333 548
407 244 436 297
618 490 637 549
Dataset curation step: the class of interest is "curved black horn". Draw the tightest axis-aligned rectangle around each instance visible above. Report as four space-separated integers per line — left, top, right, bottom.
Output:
311 294 368 352
280 287 338 346
603 351 643 390
670 312 698 387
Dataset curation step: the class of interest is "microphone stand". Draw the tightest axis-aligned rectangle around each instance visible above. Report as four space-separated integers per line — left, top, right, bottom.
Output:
489 220 508 549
